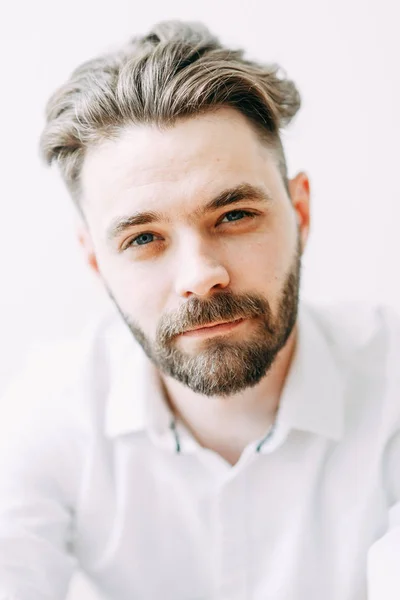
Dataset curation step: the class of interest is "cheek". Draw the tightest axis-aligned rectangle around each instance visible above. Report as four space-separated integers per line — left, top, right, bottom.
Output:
262 216 298 282
226 230 290 289
100 258 170 332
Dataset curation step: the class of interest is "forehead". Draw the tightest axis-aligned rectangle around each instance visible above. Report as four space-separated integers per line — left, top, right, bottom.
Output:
80 107 279 220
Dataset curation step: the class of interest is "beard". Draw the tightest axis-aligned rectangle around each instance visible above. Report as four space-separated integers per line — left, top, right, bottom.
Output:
106 234 302 397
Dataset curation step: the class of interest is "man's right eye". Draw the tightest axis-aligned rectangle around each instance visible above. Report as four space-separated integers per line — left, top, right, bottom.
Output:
130 233 155 246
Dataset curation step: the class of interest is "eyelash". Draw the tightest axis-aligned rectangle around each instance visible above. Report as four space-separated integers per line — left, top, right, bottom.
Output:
125 209 258 249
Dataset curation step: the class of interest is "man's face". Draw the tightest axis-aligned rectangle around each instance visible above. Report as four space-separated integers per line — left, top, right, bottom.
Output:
79 107 309 396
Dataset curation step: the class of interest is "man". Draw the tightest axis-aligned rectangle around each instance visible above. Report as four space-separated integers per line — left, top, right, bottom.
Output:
0 19 399 600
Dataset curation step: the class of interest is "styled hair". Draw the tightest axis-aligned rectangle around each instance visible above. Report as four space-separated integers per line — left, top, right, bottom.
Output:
39 20 301 206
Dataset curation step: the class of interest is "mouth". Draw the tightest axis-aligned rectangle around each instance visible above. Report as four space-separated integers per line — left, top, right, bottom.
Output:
181 318 245 337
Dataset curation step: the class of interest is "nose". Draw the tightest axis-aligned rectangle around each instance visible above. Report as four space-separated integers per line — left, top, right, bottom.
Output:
173 237 230 298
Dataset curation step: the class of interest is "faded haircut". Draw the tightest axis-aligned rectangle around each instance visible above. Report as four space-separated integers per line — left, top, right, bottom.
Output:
39 20 301 207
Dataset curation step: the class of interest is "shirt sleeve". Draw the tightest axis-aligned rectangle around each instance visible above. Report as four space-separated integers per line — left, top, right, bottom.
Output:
367 305 400 600
0 348 81 600
367 430 400 600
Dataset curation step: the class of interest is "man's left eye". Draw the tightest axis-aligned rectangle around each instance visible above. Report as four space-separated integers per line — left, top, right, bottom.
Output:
220 210 252 223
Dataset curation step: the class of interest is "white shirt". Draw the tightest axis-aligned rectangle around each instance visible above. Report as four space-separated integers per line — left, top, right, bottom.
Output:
0 299 400 600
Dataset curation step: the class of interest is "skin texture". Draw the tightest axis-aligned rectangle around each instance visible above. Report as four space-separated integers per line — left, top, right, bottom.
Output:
78 107 311 464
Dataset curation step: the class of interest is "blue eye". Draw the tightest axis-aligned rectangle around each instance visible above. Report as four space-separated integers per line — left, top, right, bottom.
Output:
131 233 155 246
221 210 250 223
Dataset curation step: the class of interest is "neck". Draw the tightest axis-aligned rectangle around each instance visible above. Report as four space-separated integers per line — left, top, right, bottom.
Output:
160 323 299 465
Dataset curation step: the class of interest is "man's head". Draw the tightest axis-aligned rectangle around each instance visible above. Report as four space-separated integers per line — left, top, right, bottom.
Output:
39 21 310 397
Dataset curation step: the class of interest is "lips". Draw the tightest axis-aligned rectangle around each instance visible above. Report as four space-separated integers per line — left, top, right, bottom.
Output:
182 318 244 334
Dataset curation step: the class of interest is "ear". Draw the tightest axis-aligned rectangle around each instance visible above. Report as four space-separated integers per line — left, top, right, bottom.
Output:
288 171 311 254
75 217 100 276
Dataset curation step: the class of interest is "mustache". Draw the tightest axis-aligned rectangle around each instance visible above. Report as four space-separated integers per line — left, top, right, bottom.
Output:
156 291 272 343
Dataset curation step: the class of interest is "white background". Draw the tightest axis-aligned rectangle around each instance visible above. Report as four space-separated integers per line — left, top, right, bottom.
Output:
0 0 399 597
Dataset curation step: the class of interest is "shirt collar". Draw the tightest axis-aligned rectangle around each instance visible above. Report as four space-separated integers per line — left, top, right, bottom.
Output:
273 300 346 442
104 316 173 439
104 299 347 443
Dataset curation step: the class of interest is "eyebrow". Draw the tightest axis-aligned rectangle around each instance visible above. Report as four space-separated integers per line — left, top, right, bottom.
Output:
106 183 274 242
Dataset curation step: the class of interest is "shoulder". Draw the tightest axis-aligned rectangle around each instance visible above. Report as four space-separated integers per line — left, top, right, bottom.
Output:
0 307 135 437
304 299 400 369
304 299 400 431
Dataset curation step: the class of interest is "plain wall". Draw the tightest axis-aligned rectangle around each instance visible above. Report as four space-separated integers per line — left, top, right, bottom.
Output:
0 0 399 597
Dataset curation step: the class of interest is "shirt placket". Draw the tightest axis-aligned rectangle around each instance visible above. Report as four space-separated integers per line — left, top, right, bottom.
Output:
213 464 251 600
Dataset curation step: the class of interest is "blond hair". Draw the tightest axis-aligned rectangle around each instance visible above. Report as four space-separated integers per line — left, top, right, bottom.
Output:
39 20 301 205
